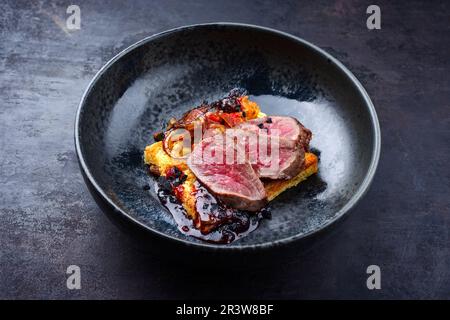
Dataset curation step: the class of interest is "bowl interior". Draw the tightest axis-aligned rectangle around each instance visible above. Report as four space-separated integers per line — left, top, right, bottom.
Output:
77 24 378 248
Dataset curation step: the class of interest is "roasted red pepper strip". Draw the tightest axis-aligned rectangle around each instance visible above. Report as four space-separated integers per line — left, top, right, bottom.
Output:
220 112 244 127
206 113 222 123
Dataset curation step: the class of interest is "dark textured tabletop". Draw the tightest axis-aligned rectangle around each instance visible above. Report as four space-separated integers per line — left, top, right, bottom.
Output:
1 0 449 299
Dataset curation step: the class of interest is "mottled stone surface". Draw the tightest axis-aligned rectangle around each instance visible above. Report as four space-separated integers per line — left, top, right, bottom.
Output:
0 0 449 299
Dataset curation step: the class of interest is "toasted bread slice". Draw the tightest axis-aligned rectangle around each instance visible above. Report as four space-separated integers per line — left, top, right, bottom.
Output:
144 141 198 221
264 152 318 201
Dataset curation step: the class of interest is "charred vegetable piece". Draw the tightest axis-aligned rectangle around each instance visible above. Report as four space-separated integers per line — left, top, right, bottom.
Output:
153 131 165 141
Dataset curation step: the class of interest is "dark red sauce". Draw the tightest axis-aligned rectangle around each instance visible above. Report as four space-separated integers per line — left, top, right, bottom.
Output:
155 178 268 244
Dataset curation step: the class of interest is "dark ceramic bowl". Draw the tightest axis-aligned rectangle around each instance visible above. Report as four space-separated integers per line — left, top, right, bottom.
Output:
75 23 380 251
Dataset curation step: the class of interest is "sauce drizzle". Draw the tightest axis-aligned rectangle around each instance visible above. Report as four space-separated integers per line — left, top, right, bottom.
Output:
156 180 268 244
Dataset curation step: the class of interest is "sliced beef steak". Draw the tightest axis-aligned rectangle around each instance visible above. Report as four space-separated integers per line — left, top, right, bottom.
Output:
186 116 312 210
236 116 312 150
249 134 305 180
228 131 304 180
187 135 267 212
235 116 311 179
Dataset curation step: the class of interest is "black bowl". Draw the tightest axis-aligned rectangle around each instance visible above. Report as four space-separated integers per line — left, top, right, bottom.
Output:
75 23 380 251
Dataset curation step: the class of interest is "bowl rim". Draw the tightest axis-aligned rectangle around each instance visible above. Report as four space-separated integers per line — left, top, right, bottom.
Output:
75 22 381 251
